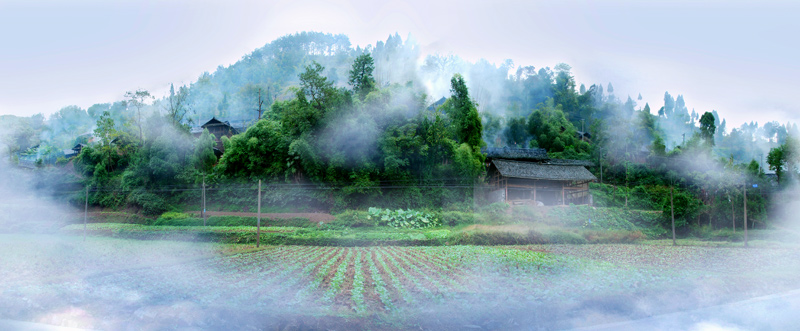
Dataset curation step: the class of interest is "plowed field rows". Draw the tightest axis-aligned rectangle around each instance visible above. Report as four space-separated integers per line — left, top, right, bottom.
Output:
5 237 800 330
88 246 480 313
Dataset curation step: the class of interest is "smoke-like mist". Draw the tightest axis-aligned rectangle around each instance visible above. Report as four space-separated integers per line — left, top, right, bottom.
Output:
3 32 800 330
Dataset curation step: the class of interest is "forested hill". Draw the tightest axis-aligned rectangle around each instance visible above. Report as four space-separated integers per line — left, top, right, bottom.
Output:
5 32 795 166
1 31 798 219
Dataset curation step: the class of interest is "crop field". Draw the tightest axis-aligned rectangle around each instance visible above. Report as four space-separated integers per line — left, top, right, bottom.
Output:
2 234 800 330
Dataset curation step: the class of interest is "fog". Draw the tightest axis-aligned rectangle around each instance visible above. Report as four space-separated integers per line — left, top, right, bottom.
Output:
2 32 800 330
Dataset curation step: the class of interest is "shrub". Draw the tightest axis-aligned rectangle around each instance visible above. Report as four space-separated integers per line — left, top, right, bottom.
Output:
128 190 170 216
368 208 441 229
548 205 638 230
152 215 312 227
332 210 375 228
438 211 477 227
478 202 509 216
579 229 646 243
446 230 544 245
158 211 191 221
511 206 543 222
543 230 587 244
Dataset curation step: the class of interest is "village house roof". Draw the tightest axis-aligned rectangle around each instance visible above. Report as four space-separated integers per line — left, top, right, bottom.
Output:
483 147 548 161
544 158 595 167
200 117 239 134
492 159 597 182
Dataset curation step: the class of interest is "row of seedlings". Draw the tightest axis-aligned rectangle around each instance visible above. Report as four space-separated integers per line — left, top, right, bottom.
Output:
290 247 347 307
373 248 415 305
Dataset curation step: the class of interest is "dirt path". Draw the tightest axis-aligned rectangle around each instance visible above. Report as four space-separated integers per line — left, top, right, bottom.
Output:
187 211 335 223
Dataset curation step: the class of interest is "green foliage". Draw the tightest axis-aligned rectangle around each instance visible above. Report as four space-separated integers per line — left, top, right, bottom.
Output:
438 211 477 227
127 190 170 216
547 205 640 230
153 215 312 227
332 210 374 227
661 189 703 229
699 111 716 146
348 53 376 100
368 208 441 229
767 136 798 184
216 119 289 178
157 211 191 221
542 230 587 244
194 129 217 173
527 100 589 154
444 74 484 148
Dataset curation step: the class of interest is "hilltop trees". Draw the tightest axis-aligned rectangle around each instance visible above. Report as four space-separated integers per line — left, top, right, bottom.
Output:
699 111 716 147
124 89 153 144
9 31 792 226
443 74 483 149
767 137 798 184
348 53 376 100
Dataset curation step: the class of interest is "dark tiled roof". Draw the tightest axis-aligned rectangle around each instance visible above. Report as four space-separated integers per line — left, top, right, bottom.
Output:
546 159 595 167
492 159 597 181
483 147 548 161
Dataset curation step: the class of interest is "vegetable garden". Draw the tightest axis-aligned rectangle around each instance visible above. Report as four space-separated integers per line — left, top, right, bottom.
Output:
5 234 800 330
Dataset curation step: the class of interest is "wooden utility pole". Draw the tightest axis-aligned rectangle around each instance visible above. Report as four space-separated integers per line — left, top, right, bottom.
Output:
202 178 207 227
743 183 748 247
257 179 262 248
671 186 676 246
625 162 629 208
731 194 735 233
84 185 89 242
600 160 603 184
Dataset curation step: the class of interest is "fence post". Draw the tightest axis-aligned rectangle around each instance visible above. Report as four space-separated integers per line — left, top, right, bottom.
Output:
257 179 261 248
84 185 88 241
671 186 676 246
743 183 748 248
202 178 207 227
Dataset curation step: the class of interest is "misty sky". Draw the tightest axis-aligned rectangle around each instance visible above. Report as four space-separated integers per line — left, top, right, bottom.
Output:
1 0 798 129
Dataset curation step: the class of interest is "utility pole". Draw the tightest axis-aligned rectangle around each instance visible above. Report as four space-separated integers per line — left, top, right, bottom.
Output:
671 185 676 246
257 179 261 248
731 194 735 233
743 182 748 248
84 185 89 242
202 178 207 227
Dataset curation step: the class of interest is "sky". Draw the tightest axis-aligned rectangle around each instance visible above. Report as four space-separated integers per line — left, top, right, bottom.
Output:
0 0 798 129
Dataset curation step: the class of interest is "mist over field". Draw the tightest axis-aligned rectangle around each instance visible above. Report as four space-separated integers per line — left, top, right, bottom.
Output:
2 2 800 329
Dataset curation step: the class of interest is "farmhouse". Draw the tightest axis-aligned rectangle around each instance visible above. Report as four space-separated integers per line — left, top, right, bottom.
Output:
485 147 597 206
194 117 241 154
63 143 86 159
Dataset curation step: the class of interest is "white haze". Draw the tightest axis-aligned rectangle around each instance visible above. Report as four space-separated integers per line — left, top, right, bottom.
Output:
2 1 799 129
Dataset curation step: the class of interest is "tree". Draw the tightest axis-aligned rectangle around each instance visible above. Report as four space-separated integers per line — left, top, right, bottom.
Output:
240 83 272 120
299 61 334 110
699 111 716 147
216 119 289 178
445 74 484 149
504 117 528 147
165 84 191 129
194 129 217 174
662 92 675 118
767 137 798 184
348 53 376 100
527 100 588 155
124 89 153 144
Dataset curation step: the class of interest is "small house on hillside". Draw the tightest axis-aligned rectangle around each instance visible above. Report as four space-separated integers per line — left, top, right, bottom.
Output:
484 147 597 206
195 117 240 154
63 143 86 159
